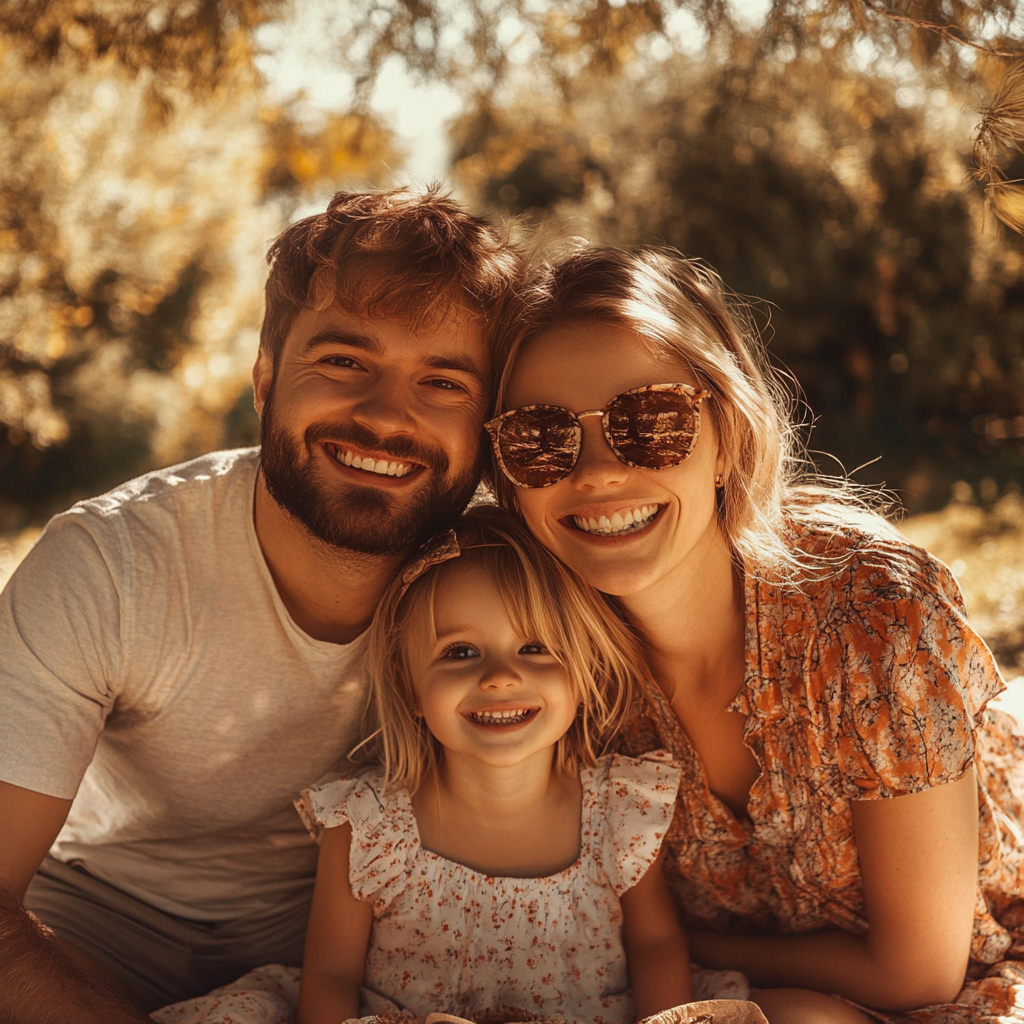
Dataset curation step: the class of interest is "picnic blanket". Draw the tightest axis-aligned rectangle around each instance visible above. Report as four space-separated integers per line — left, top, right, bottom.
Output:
149 965 767 1024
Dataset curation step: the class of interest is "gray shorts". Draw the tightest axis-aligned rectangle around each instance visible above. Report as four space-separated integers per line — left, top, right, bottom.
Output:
25 857 309 1013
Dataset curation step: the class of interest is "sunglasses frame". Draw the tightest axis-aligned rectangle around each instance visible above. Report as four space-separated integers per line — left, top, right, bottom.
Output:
485 382 712 489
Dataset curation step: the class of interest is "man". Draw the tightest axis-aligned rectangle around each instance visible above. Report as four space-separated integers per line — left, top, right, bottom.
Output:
0 186 523 1022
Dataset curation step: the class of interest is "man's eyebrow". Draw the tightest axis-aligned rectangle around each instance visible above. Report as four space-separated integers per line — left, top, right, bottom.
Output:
302 330 382 355
424 354 487 388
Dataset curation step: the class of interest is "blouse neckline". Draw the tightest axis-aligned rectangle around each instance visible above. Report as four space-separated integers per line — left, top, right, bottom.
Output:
639 564 766 838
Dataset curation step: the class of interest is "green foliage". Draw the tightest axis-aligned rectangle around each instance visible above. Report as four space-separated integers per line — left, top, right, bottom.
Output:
0 17 397 525
1 0 1023 522
451 43 1024 508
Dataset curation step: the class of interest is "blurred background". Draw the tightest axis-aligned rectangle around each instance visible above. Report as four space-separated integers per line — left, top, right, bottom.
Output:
1 0 1024 670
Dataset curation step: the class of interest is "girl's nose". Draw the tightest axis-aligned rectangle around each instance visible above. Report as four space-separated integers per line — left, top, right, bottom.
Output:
571 417 629 488
479 661 524 691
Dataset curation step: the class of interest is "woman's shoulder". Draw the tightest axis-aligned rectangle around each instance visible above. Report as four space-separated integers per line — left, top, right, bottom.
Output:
777 505 966 615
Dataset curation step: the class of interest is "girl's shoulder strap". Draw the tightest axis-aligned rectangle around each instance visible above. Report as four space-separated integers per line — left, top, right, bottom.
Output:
584 750 682 897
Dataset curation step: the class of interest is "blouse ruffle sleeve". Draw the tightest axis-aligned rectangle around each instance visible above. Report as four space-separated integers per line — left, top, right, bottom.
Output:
591 750 682 897
825 538 1004 801
295 770 416 905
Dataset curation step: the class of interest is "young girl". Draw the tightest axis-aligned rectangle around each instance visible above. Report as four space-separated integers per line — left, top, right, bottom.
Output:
294 505 750 1024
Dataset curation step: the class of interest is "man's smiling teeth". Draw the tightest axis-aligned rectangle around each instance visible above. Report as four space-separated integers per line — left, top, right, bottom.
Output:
334 448 413 478
572 505 660 536
468 708 533 725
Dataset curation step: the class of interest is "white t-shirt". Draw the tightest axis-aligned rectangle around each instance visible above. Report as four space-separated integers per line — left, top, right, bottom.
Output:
0 448 370 921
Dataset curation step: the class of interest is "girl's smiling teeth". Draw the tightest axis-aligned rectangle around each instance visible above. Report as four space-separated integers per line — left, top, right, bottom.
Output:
570 504 661 537
329 445 415 478
466 707 538 725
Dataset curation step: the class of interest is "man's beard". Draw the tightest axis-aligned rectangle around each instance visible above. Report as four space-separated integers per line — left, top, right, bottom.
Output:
259 391 480 557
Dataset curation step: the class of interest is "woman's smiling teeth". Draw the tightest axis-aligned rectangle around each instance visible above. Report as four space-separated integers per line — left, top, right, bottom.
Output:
571 505 660 536
467 708 535 725
333 447 413 478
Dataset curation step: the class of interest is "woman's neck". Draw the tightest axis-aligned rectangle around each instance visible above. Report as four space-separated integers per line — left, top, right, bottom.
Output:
621 525 745 704
412 750 583 877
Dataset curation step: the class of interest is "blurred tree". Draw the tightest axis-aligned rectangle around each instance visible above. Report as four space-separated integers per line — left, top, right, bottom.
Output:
1 0 1023 521
449 39 1024 508
0 4 397 526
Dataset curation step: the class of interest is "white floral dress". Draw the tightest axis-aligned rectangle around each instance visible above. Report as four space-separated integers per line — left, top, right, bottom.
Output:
152 752 749 1024
299 750 747 1024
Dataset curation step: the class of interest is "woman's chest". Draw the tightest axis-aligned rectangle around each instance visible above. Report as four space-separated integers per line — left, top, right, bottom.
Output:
618 699 869 933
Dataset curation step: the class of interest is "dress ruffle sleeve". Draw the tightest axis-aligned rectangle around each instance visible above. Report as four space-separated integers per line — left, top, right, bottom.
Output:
828 541 1005 801
591 750 682 897
295 769 416 905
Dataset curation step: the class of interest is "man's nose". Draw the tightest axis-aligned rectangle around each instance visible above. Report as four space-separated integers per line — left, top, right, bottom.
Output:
350 376 417 435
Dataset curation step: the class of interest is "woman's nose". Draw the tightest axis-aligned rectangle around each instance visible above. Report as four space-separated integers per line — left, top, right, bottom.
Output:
571 417 629 487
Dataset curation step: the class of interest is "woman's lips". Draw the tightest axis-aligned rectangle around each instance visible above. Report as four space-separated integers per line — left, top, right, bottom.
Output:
566 504 663 537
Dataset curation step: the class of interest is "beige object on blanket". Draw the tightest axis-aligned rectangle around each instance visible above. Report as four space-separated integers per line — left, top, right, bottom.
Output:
150 966 767 1024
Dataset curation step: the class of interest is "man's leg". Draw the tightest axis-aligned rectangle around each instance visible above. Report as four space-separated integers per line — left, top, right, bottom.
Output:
25 857 194 1013
188 884 310 995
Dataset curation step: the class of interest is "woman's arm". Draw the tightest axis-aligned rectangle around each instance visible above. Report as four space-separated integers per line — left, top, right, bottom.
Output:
688 769 979 1012
297 823 374 1024
621 852 693 1017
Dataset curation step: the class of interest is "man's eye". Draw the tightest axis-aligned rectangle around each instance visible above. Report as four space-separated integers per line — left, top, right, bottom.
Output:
427 378 466 392
519 642 552 656
322 355 359 368
441 643 480 660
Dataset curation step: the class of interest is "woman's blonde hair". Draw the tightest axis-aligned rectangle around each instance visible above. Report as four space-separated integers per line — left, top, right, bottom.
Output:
365 505 646 793
491 245 881 575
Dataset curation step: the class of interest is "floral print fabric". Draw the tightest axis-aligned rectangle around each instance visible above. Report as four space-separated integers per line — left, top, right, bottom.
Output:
616 514 1024 1023
299 752 748 1024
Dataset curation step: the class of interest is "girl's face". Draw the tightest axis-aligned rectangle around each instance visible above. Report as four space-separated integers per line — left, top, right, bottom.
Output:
409 561 578 770
504 321 727 600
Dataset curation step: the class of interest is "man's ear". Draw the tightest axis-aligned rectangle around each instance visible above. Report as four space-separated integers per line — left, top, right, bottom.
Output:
252 348 273 420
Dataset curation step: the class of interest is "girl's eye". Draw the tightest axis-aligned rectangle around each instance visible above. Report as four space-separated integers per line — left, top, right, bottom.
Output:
519 642 552 656
441 643 480 661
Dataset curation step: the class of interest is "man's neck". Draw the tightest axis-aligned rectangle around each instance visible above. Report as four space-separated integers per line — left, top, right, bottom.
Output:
252 471 405 645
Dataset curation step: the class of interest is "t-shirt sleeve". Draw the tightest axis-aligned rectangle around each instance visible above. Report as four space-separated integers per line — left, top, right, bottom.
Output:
0 510 127 799
835 548 1004 801
593 750 682 897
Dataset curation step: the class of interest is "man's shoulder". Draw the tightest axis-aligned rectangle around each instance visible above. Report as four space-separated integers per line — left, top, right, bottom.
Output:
72 448 260 520
33 448 261 574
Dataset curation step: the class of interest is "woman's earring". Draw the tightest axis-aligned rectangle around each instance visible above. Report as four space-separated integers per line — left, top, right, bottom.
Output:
715 473 725 488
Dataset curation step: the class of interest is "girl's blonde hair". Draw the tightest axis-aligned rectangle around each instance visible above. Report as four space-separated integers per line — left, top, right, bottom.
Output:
491 245 885 575
366 505 646 792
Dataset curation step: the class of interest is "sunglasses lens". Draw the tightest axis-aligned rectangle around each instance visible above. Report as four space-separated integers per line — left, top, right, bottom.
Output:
606 389 700 468
495 408 579 487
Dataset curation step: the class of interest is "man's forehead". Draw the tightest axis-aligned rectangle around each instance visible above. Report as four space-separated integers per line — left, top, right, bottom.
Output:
289 305 491 372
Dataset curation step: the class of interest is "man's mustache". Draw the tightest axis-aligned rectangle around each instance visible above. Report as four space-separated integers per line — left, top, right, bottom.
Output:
304 421 450 475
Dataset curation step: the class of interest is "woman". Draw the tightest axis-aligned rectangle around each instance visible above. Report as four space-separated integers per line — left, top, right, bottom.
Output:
485 246 1024 1024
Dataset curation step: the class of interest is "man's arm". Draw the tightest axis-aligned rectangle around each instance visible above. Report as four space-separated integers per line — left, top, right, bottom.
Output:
0 780 151 1024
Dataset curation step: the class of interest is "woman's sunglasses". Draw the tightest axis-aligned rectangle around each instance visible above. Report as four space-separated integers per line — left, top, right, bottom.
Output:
485 383 711 489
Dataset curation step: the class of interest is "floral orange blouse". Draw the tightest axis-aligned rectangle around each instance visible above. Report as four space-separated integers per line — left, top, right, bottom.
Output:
616 514 1024 1024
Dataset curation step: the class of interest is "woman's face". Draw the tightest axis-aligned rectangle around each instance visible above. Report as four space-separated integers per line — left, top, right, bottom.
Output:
504 321 727 599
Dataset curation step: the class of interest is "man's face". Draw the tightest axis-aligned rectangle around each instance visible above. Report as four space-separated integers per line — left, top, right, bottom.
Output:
254 304 491 556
